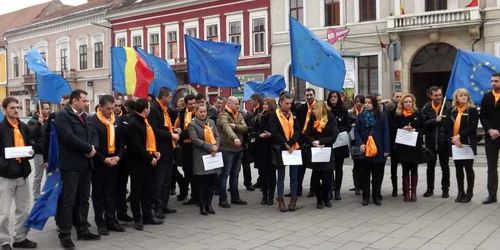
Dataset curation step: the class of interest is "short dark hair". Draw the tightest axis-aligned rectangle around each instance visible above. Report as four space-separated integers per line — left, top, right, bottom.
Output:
157 87 171 99
279 93 293 104
392 90 402 97
61 94 70 100
36 102 50 112
135 99 149 113
492 73 500 78
99 95 115 106
124 100 135 111
215 96 224 102
305 88 315 95
70 89 88 104
250 93 262 102
184 94 196 103
428 86 442 96
2 97 19 109
354 94 365 103
195 93 206 101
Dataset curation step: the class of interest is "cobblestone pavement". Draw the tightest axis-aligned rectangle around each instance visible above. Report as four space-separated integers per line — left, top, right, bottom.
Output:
8 146 500 250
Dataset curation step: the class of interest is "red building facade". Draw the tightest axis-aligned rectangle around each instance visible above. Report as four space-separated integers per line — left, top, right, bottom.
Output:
107 0 271 109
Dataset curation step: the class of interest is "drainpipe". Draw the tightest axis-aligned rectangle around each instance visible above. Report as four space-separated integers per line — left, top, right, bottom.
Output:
472 11 485 52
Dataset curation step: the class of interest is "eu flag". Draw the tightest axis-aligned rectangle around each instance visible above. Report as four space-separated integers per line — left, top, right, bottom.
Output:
135 47 178 97
243 75 286 101
0 107 3 121
25 49 71 104
289 17 346 91
25 121 62 230
446 50 499 104
185 35 241 88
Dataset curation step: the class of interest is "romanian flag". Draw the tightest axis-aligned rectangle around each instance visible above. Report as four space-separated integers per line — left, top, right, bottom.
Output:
111 47 154 98
401 0 405 14
465 0 478 7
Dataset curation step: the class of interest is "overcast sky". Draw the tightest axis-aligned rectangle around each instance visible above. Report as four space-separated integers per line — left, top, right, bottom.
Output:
0 0 87 15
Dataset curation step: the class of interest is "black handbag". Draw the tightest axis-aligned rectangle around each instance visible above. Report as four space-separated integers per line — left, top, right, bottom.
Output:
271 145 284 166
351 146 365 160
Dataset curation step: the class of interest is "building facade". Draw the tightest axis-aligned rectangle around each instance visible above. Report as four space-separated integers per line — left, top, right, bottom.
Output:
3 0 115 116
272 0 500 107
107 0 271 108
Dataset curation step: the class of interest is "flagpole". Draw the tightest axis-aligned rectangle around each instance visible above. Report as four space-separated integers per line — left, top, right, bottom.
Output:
439 97 447 116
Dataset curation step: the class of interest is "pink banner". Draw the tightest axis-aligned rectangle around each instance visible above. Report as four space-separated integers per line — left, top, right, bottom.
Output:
327 28 350 45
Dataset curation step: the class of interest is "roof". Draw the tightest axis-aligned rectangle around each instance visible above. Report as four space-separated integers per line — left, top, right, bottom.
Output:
32 0 117 23
0 0 60 47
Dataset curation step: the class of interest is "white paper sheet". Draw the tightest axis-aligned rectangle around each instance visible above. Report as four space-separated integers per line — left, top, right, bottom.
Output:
281 150 303 165
332 131 350 149
202 152 224 170
452 145 475 160
311 147 332 163
395 129 418 147
5 146 33 159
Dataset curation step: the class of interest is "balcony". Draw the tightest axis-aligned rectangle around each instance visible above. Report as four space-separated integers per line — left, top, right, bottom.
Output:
61 69 77 81
22 74 36 84
387 8 481 33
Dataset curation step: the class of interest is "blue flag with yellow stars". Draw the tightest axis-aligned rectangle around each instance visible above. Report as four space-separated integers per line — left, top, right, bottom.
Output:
25 49 71 104
135 47 178 96
446 50 500 104
185 35 241 88
289 17 346 91
0 107 3 121
25 121 62 230
244 75 286 101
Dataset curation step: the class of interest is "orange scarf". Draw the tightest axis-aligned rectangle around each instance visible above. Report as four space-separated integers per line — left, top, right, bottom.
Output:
431 102 442 115
204 124 217 145
96 109 116 154
253 104 260 115
183 110 193 130
225 105 239 119
313 119 326 133
116 110 123 117
174 117 180 128
137 112 156 154
403 109 413 117
453 105 467 136
7 119 25 162
302 101 316 133
156 99 176 149
276 109 300 150
355 106 363 116
493 91 500 106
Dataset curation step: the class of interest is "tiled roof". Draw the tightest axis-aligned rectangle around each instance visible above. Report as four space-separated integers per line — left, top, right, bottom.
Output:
32 0 117 23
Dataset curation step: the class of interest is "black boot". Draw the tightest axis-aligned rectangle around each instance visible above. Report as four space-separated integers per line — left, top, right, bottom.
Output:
462 171 474 203
335 173 343 200
323 189 332 208
391 177 398 197
261 195 268 205
353 169 361 195
315 189 324 209
206 186 216 214
198 185 208 216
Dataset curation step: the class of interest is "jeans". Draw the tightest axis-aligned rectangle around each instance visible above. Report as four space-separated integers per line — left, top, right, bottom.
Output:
219 151 243 201
0 177 30 246
277 165 298 197
32 154 44 200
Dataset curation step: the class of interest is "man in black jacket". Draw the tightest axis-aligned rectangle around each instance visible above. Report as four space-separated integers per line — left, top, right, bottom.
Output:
196 93 218 123
178 94 197 204
90 95 126 236
55 90 100 249
27 102 50 201
421 86 451 198
149 88 180 218
481 73 500 204
42 95 69 166
0 97 37 250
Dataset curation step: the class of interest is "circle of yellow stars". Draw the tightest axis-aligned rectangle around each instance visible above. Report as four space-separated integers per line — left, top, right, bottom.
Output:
470 61 497 96
294 36 326 71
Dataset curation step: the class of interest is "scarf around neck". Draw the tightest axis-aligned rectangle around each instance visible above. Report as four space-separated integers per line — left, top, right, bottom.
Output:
453 105 468 136
363 110 377 128
7 119 25 162
96 109 116 154
276 109 299 150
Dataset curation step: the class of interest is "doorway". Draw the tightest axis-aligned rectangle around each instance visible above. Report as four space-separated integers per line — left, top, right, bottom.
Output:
411 43 457 108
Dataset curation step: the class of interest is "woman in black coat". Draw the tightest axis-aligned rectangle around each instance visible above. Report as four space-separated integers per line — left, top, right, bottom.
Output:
349 94 364 195
393 94 425 202
305 101 339 209
327 91 351 200
253 98 278 206
447 88 478 203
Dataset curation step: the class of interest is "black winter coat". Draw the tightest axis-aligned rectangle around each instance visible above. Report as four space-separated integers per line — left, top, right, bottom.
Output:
0 119 33 179
304 113 339 171
149 99 175 161
330 104 350 158
421 101 452 151
252 112 273 169
125 113 155 174
27 114 45 154
90 114 124 169
447 106 479 155
393 111 425 163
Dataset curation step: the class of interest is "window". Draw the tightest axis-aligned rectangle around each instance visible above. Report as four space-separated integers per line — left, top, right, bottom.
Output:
358 55 378 95
425 0 446 11
359 0 376 22
229 21 241 44
149 33 159 57
252 18 265 54
60 48 68 71
133 36 142 48
79 45 87 70
206 25 218 41
325 0 340 26
290 0 304 23
13 57 19 77
40 52 46 62
24 55 30 75
167 31 177 60
95 42 103 68
186 27 197 38
117 38 126 47
288 67 306 101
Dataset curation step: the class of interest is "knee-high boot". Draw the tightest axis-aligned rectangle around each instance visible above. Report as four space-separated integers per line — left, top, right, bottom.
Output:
198 184 207 215
462 172 474 203
411 175 418 202
403 176 410 202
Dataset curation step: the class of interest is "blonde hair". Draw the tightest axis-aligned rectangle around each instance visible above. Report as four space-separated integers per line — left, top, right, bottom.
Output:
452 88 475 110
314 101 330 123
396 93 418 116
194 104 207 112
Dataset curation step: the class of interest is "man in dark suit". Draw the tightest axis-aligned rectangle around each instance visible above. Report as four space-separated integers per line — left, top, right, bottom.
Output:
55 90 100 249
481 73 500 204
149 88 179 219
90 95 126 235
178 94 197 204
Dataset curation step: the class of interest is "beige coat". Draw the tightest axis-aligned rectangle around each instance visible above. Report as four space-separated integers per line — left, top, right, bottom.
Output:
217 109 247 152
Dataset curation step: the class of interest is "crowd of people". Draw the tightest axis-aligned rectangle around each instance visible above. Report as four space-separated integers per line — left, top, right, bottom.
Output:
1 73 500 250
